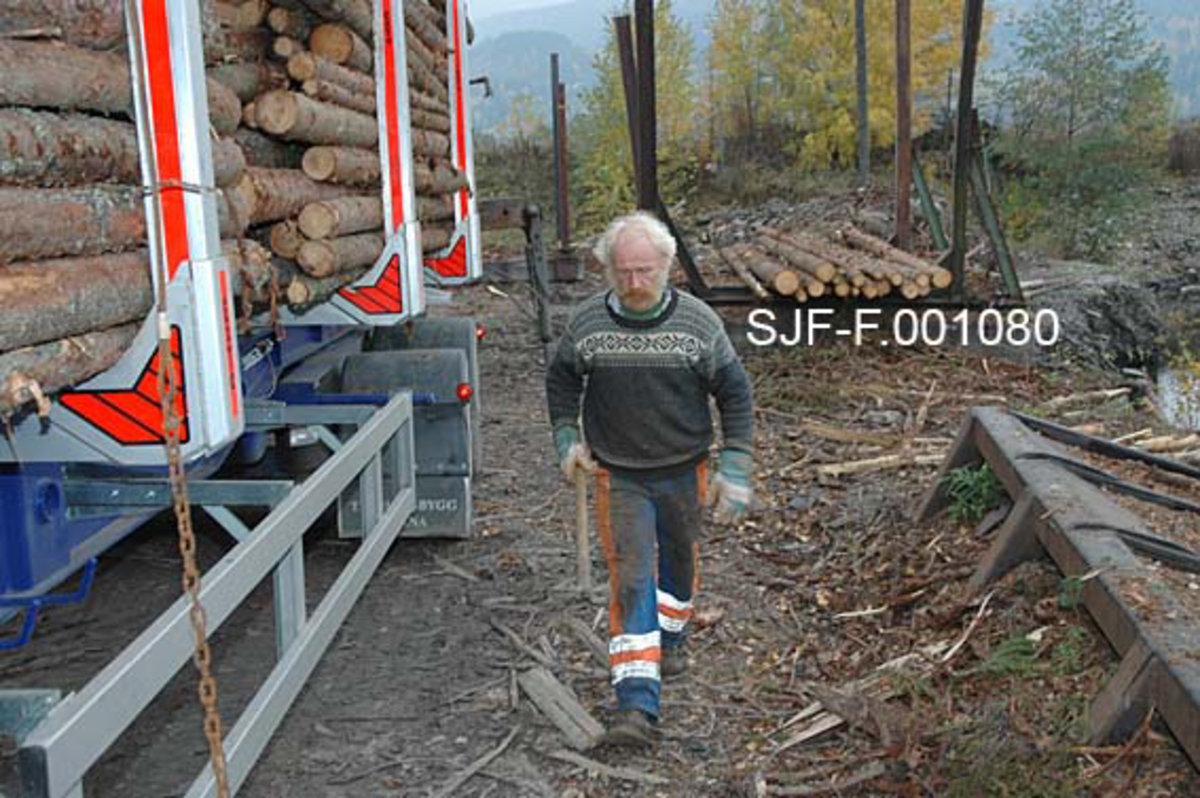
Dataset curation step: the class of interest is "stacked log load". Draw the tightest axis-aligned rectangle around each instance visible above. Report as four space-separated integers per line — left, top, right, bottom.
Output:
717 226 953 304
0 0 467 415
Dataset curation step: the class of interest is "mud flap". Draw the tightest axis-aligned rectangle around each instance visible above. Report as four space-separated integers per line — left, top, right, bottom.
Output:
366 318 482 474
341 350 473 539
403 475 471 539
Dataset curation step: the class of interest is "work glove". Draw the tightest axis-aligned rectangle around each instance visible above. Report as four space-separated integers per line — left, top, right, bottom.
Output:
710 449 752 525
554 426 597 481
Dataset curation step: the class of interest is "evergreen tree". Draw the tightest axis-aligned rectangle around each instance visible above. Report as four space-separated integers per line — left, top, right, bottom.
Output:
991 0 1170 256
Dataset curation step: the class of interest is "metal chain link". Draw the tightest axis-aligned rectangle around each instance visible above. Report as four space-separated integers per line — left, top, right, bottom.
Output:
155 319 232 797
123 0 231 789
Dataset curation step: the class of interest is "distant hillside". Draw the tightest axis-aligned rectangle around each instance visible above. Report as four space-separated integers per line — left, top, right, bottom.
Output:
467 0 1200 135
987 0 1200 119
468 1 715 136
468 30 593 133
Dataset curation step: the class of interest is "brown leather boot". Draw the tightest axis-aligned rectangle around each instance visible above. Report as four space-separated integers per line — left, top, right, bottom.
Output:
603 709 655 748
661 645 688 678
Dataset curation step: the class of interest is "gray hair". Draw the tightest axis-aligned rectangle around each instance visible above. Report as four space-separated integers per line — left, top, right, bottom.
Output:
592 211 677 274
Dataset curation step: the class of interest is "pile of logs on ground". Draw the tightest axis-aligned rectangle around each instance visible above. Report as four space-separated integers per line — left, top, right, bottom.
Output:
717 226 953 303
0 0 467 415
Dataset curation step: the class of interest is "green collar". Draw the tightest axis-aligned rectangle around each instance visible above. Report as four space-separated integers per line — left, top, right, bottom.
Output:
611 289 672 320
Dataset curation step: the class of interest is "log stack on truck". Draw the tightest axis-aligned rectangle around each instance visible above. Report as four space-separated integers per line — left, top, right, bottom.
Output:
0 1 484 794
0 0 480 417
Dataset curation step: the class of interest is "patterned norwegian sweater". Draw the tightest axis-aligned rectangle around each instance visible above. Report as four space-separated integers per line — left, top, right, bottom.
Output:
545 289 754 470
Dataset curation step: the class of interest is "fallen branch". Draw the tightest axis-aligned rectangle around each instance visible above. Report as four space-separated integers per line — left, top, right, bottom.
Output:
489 618 555 668
1039 387 1130 411
546 749 670 786
766 760 887 796
816 452 945 477
430 726 520 798
940 591 995 665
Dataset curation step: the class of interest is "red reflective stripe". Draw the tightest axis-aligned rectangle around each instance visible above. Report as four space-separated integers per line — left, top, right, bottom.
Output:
143 0 189 280
383 0 403 230
377 276 400 301
136 367 159 400
364 287 398 312
451 0 468 217
344 288 388 314
218 269 240 419
104 391 165 433
61 394 160 444
609 647 661 667
658 604 692 620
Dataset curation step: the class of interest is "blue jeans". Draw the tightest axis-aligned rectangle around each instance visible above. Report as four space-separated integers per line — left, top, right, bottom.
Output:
595 459 707 718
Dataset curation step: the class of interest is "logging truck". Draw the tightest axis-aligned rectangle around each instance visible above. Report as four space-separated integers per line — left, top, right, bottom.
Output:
0 0 484 794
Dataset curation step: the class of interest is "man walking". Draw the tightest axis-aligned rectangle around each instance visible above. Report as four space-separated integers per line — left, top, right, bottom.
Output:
545 211 754 747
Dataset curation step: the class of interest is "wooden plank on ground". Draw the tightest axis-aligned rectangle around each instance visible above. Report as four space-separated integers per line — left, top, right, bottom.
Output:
517 666 604 751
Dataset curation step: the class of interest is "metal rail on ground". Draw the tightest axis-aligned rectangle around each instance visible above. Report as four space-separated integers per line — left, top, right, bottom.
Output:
917 407 1200 770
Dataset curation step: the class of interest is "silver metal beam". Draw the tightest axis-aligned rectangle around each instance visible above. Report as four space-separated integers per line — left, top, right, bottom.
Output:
65 479 293 510
20 393 414 798
186 483 415 797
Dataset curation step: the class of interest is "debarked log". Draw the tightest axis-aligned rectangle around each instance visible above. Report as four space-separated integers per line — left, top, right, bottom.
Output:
0 252 152 352
405 28 448 85
0 40 241 134
0 0 126 50
233 128 306 170
0 109 142 187
414 161 469 194
267 5 317 40
237 166 356 225
309 22 372 73
296 232 383 277
208 60 287 104
298 195 382 239
255 90 378 147
0 185 145 263
286 51 374 95
0 323 140 415
302 145 379 184
301 77 375 115
403 0 446 57
286 267 363 307
299 0 373 43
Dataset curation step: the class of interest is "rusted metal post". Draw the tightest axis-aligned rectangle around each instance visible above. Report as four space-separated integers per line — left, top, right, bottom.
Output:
614 15 641 185
550 53 570 249
555 82 571 249
894 0 913 250
949 0 985 298
634 0 657 211
855 0 869 185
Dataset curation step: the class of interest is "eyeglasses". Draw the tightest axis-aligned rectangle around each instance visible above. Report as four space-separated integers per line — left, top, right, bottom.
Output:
615 266 660 281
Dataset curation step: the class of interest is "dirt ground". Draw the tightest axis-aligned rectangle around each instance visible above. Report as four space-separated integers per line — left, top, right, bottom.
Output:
4 205 1200 796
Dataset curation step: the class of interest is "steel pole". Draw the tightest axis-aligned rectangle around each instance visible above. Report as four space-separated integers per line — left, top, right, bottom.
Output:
949 0 985 297
894 0 913 250
614 15 641 188
855 0 869 185
555 81 571 248
634 0 657 211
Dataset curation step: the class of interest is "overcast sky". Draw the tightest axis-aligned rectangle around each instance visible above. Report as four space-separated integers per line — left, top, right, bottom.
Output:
470 0 567 20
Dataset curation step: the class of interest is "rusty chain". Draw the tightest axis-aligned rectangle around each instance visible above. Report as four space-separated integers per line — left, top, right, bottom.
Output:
124 0 232 789
155 318 231 797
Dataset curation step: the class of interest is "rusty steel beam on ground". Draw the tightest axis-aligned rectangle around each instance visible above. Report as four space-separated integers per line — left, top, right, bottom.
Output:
916 407 1200 771
894 0 913 251
634 0 657 211
948 0 985 299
